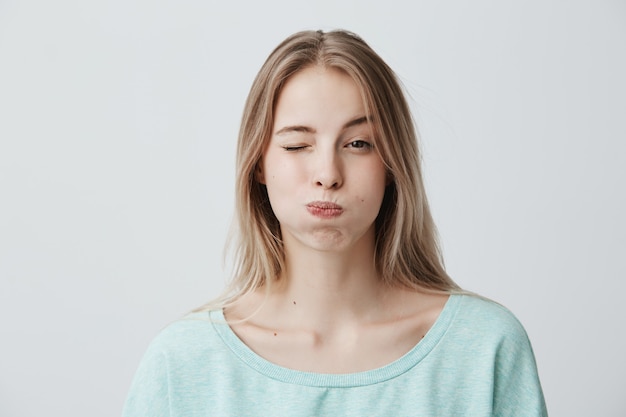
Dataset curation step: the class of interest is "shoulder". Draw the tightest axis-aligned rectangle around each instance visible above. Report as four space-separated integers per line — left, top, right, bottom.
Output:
126 310 234 395
452 294 529 339
447 295 547 415
123 310 232 416
141 310 230 367
436 294 537 360
152 310 212 341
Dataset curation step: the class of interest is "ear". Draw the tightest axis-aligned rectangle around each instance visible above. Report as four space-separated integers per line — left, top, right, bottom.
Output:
255 162 266 184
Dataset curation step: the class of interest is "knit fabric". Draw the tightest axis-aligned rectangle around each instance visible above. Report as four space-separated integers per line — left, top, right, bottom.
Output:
123 294 547 416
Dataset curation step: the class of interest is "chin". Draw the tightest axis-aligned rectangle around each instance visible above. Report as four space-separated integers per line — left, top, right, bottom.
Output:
306 232 349 251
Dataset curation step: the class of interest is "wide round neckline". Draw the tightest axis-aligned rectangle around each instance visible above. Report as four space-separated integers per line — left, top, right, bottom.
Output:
210 294 462 388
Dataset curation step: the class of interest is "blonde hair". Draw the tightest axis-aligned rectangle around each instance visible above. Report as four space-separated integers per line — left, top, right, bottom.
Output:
203 29 459 310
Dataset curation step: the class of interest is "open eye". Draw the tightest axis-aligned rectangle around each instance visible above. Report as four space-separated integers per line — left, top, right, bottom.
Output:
346 140 373 150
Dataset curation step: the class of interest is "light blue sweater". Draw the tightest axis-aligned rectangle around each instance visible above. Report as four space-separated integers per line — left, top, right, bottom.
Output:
122 295 547 416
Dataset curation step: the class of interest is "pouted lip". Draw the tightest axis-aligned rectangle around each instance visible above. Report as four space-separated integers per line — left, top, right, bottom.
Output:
306 201 344 218
306 201 343 210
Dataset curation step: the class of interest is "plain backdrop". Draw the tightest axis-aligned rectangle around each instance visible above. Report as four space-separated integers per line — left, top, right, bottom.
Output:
1 0 625 416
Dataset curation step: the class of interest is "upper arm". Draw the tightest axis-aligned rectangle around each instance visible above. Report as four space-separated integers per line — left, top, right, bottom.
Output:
122 343 171 417
492 316 548 417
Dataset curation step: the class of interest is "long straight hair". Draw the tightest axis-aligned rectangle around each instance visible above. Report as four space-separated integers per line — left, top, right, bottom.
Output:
201 29 459 310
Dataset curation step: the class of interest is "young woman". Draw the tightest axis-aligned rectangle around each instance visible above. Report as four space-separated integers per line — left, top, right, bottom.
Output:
123 30 547 416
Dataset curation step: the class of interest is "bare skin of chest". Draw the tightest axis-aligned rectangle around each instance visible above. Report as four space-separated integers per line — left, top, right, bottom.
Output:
226 290 448 374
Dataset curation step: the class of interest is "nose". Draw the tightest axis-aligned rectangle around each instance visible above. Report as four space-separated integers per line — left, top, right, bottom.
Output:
314 150 343 190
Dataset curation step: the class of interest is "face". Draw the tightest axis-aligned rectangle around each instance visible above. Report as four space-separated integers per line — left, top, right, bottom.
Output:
259 66 387 254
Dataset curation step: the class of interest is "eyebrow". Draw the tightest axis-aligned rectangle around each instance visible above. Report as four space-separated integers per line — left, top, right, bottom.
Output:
274 115 371 136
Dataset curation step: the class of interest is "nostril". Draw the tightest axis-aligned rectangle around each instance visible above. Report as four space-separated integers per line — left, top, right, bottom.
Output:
316 180 338 189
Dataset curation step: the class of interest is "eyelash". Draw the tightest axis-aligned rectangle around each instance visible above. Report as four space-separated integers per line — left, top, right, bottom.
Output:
346 140 373 150
280 140 374 152
282 145 308 152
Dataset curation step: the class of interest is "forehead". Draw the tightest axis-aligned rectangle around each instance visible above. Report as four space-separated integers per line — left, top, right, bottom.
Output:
272 66 367 131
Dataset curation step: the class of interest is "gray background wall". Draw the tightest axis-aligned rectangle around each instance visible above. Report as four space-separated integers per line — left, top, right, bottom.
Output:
1 0 624 416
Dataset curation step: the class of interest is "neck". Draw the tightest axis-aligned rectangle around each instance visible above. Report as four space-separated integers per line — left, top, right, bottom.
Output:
266 227 388 330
